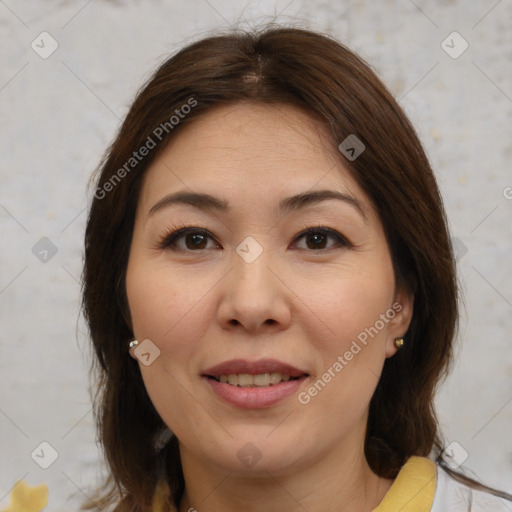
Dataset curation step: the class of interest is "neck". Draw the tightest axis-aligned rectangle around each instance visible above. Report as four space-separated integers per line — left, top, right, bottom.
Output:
177 436 393 512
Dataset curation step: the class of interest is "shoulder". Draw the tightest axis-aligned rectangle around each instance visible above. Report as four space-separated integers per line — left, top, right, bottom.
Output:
431 464 512 512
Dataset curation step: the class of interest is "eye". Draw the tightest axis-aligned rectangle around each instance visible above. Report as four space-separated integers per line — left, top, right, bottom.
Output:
157 227 220 251
293 225 352 251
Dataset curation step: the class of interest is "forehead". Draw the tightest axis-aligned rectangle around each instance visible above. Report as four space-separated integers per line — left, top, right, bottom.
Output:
138 102 371 213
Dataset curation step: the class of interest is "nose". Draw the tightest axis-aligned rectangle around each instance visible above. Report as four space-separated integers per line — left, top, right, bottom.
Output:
216 240 292 333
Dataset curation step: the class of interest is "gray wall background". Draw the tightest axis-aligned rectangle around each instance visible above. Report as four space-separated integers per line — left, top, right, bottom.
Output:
1 0 511 509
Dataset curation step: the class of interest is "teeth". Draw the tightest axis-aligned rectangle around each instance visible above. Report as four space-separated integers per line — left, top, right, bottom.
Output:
269 372 283 385
238 374 253 387
253 373 270 386
214 372 298 387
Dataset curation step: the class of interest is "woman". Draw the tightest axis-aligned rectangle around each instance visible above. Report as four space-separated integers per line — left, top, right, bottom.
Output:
81 25 512 511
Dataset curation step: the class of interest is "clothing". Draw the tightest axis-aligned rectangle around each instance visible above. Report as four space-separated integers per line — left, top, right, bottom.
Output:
152 456 511 511
372 456 436 511
430 462 512 511
373 456 512 511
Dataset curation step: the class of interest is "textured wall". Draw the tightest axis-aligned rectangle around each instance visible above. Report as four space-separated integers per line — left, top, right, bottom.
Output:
1 0 511 509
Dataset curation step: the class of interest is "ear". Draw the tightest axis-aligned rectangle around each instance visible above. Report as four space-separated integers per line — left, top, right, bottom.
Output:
128 340 139 360
385 285 414 358
129 346 138 360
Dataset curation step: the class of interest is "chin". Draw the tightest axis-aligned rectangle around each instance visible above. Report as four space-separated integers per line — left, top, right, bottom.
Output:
202 429 313 475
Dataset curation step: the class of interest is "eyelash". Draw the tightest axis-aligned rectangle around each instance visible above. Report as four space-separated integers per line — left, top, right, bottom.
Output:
156 223 352 252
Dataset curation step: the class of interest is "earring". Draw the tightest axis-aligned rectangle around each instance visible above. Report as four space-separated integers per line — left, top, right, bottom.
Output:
129 340 139 350
394 338 404 349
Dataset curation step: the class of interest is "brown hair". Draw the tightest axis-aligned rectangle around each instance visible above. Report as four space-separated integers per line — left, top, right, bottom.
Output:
81 24 504 511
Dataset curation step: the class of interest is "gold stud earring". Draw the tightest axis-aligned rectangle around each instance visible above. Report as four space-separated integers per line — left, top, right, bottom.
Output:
394 338 404 349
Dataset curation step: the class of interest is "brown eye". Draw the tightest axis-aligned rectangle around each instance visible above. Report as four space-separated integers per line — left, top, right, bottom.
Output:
305 232 328 249
294 227 351 251
183 232 208 249
158 228 220 251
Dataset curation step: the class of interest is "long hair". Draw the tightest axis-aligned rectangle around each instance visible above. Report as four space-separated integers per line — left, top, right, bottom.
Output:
81 24 499 511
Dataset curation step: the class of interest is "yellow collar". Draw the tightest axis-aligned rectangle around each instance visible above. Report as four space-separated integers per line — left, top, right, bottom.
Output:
372 456 437 512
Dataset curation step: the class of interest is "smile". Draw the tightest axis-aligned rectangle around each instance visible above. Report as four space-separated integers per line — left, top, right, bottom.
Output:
202 358 310 408
209 372 303 387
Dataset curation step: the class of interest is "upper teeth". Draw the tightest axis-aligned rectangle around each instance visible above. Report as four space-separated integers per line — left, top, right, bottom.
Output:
217 373 293 387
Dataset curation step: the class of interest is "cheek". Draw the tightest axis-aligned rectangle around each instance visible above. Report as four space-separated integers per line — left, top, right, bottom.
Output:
126 259 213 351
125 260 216 438
298 262 396 360
294 261 396 419
294 283 391 426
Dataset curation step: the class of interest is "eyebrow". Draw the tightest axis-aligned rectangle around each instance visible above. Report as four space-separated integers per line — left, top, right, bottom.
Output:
148 189 367 221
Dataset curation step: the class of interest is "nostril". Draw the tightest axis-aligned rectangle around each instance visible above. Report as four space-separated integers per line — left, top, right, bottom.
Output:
228 318 276 326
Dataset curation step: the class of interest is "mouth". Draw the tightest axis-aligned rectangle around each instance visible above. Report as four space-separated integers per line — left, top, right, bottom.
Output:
201 359 310 408
206 372 307 387
202 358 309 384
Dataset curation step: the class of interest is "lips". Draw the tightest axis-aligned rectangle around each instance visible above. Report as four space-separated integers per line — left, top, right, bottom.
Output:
203 358 309 378
202 359 310 408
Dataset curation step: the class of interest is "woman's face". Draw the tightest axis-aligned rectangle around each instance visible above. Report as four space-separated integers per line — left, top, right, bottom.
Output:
125 102 413 475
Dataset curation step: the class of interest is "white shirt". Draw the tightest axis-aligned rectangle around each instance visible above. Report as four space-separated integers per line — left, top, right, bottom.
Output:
431 465 512 511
